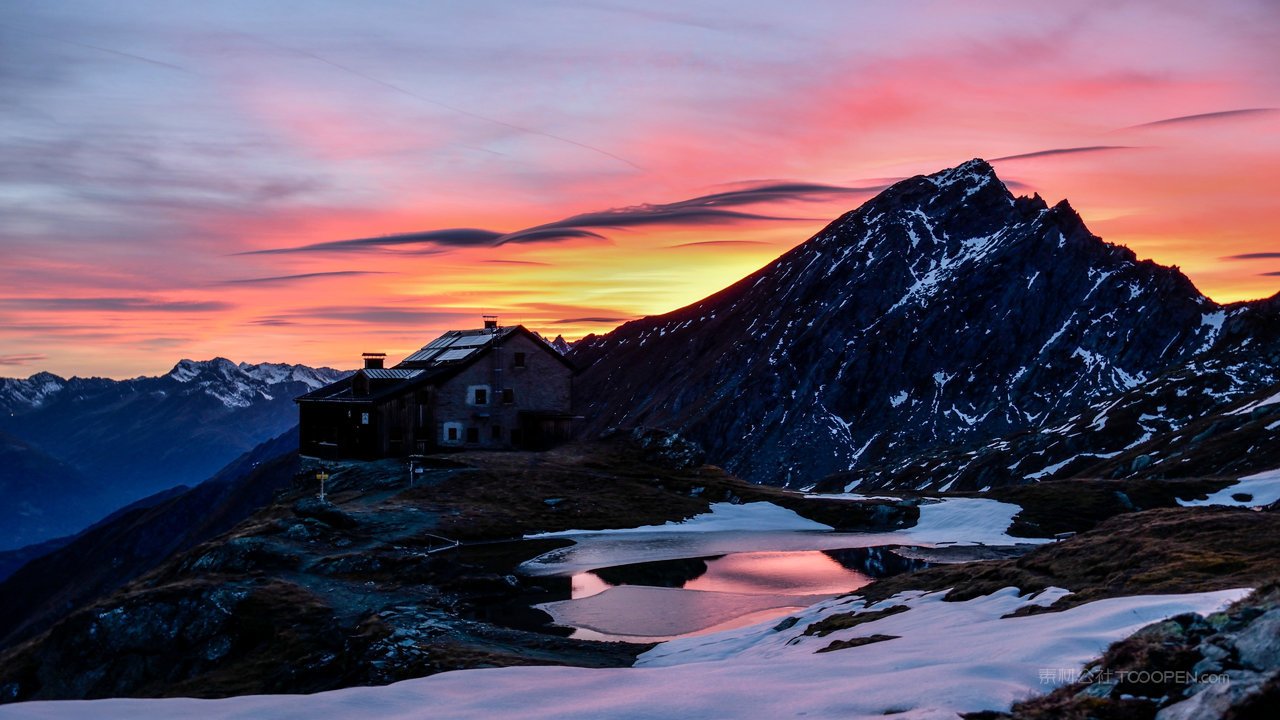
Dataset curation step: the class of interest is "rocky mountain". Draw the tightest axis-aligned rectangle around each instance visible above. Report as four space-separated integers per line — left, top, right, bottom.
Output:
570 159 1274 487
0 359 346 548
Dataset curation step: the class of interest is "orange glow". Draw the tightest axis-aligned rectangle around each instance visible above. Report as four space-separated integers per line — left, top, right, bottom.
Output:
2 2 1277 377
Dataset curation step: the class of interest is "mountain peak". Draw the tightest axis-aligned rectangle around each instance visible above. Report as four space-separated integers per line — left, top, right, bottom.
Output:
571 158 1225 487
169 358 238 383
926 158 998 187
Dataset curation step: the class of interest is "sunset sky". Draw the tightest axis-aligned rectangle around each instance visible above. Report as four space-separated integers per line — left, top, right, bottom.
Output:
2 0 1278 378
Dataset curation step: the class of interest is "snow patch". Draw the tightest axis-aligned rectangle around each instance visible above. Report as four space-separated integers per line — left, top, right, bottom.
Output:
1177 467 1280 508
7 588 1247 720
528 502 833 538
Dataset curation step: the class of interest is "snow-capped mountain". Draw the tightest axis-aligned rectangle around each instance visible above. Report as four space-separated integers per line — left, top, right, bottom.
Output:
165 358 342 409
0 359 346 547
570 159 1278 487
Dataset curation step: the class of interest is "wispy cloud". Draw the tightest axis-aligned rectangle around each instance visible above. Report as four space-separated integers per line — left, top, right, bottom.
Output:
512 301 635 317
253 307 476 326
243 180 858 256
238 227 604 256
0 297 233 312
241 33 644 171
215 270 391 285
0 353 47 366
991 146 1136 162
1223 252 1280 260
549 316 628 324
665 239 775 249
1126 108 1277 129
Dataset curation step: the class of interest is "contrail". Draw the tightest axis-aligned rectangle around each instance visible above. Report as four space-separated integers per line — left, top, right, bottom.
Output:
247 34 644 171
0 23 190 73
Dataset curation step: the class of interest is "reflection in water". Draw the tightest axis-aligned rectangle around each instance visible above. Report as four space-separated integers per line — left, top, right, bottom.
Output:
824 546 930 578
548 545 928 641
684 551 872 595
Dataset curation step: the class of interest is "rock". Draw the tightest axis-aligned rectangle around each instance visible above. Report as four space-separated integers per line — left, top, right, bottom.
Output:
285 523 314 540
1156 668 1269 720
1232 609 1280 671
1200 641 1231 663
1075 681 1117 699
1114 490 1136 511
293 497 358 529
629 427 706 470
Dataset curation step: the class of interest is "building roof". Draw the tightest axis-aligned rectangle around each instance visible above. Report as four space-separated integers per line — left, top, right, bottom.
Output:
397 326 519 368
295 324 572 404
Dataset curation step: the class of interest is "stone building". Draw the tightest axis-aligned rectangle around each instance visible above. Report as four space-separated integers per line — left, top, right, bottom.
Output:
296 318 575 459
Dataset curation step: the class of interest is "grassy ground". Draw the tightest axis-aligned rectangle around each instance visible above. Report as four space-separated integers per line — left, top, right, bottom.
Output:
970 477 1235 537
391 438 917 540
844 506 1280 614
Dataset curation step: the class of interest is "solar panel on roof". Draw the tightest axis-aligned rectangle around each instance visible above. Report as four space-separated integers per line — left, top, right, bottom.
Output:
435 348 477 362
401 347 442 363
363 369 422 379
449 335 496 348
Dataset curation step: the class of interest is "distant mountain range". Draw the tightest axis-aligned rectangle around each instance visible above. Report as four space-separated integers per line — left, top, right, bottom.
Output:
571 159 1280 489
0 360 345 549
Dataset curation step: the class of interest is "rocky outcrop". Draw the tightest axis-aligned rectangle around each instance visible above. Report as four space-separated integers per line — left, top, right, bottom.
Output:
987 583 1280 720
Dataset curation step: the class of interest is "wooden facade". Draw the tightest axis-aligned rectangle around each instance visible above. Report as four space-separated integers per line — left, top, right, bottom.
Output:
297 324 575 459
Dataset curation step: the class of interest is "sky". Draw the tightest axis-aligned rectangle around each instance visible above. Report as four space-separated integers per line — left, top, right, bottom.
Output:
1 0 1278 378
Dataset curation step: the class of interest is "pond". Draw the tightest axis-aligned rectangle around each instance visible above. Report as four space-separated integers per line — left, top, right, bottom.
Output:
534 546 927 642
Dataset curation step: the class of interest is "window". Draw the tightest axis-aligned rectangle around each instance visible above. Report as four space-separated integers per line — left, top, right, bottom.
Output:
443 421 464 444
513 352 526 368
465 427 479 443
473 387 488 404
360 412 370 425
502 388 514 404
491 425 502 440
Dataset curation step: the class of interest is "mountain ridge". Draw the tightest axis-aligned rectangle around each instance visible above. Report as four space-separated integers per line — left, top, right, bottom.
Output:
570 159 1263 487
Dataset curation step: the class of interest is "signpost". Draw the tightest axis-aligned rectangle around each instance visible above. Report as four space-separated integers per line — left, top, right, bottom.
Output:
316 470 330 502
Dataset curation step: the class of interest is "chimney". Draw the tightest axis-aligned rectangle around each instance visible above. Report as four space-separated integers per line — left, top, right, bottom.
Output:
362 352 386 370
483 315 499 330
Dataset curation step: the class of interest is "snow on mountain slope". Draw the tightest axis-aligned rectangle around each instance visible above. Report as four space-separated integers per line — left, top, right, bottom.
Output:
0 587 1245 720
571 159 1237 487
0 374 66 416
838 317 1280 492
1177 467 1280 508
